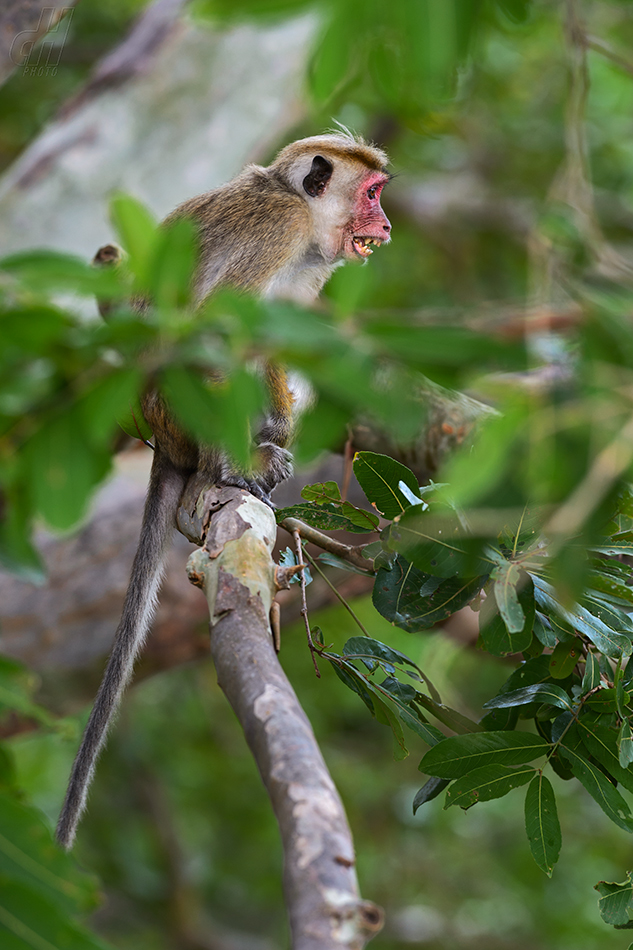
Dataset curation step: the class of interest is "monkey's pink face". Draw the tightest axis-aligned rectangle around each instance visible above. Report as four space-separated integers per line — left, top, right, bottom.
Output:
344 173 392 261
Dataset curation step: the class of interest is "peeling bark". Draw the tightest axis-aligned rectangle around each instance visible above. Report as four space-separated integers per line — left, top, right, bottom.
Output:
179 484 383 950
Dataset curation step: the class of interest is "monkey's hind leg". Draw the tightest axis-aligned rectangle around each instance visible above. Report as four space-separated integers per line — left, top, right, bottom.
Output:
56 449 188 850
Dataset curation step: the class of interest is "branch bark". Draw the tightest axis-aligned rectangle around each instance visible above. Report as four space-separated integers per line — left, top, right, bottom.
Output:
177 483 384 950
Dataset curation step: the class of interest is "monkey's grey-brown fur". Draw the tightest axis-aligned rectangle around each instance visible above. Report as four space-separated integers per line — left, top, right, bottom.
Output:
56 132 391 849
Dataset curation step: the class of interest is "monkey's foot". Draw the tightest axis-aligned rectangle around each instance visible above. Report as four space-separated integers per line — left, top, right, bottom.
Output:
219 444 293 509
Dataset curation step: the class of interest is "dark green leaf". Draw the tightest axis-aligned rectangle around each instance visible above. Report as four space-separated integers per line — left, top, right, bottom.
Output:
0 792 100 914
582 651 601 693
388 507 494 578
353 452 421 519
532 575 632 658
373 554 485 632
419 731 549 779
492 558 525 633
559 731 633 832
533 612 557 648
445 764 535 809
415 694 483 735
548 638 584 680
0 878 109 950
413 777 449 812
620 720 633 769
275 502 378 534
479 579 535 657
483 684 573 712
595 873 633 927
524 773 561 876
584 688 620 713
578 719 633 794
342 637 420 672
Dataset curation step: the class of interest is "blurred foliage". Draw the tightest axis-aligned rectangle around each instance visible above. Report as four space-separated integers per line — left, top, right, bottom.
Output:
5 0 633 946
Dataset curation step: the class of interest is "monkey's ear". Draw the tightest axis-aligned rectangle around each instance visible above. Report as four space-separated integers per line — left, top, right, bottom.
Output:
302 155 333 198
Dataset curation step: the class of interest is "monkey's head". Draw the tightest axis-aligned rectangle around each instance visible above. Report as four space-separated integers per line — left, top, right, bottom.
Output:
271 132 392 265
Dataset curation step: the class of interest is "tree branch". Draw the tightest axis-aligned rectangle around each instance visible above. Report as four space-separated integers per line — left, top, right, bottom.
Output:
179 484 383 949
280 517 373 572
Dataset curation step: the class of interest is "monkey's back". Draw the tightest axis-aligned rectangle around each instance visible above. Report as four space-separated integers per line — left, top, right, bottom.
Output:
168 168 312 301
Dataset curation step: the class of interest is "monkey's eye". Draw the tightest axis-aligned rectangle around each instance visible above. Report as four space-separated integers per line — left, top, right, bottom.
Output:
367 185 379 200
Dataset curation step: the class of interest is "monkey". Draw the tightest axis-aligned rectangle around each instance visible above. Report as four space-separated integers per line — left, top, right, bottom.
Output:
55 131 392 850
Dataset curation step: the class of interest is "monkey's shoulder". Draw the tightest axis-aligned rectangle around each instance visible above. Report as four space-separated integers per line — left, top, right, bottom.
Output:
171 168 315 299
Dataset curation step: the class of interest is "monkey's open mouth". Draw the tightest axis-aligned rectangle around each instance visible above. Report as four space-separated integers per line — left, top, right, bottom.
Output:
353 236 381 258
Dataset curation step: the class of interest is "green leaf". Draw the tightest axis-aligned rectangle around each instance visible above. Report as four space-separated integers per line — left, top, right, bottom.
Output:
532 575 632 658
372 695 409 760
413 777 449 812
620 720 633 769
301 481 341 504
419 731 549 779
533 613 557 648
587 570 633 606
584 688 620 714
78 369 143 446
0 792 98 914
578 719 633 794
275 502 378 534
415 694 483 735
483 683 573 712
161 365 264 467
525 773 561 876
595 873 633 927
373 555 485 632
445 764 535 809
548 638 584 680
0 250 121 298
0 879 110 950
492 559 525 633
387 504 495 578
559 730 633 832
479 580 535 657
149 216 197 309
584 593 633 635
24 412 110 531
342 637 420 673
110 193 158 289
582 651 601 693
353 452 421 519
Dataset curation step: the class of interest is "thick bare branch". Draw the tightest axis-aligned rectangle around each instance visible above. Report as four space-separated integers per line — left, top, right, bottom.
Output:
181 484 383 950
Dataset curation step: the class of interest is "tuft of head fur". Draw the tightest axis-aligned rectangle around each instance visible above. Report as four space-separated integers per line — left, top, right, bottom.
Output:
270 132 389 180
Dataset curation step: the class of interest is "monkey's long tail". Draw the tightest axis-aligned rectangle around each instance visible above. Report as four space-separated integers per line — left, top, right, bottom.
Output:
56 450 188 850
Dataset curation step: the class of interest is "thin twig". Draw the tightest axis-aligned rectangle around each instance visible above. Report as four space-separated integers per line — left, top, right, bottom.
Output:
280 517 373 571
341 434 354 502
302 548 372 639
585 33 633 78
293 530 321 677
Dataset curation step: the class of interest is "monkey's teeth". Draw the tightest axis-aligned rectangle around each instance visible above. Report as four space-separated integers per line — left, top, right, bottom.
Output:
354 237 374 256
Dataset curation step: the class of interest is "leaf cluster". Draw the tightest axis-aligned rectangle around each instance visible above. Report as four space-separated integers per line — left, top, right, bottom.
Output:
289 451 633 915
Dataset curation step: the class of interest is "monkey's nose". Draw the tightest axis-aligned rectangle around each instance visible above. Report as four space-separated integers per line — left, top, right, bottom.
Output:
383 221 391 234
